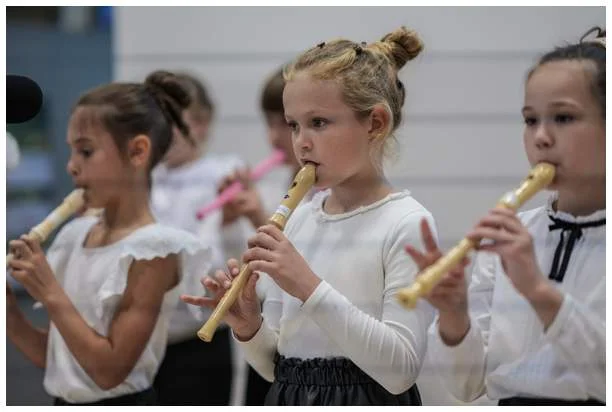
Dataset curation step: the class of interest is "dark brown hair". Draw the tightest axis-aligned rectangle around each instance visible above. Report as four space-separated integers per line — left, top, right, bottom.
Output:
261 67 286 114
176 72 215 116
529 26 606 118
74 70 192 172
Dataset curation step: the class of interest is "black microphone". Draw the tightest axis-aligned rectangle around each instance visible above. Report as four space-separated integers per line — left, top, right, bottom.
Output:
7 75 43 124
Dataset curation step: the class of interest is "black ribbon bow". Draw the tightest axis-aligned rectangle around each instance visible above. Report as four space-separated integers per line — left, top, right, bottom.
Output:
547 216 605 282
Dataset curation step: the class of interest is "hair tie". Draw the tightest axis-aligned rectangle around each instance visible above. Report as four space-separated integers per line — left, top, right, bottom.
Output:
580 26 606 49
353 44 363 55
317 42 326 49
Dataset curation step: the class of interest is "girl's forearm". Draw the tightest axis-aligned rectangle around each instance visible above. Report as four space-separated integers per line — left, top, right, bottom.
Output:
7 306 48 368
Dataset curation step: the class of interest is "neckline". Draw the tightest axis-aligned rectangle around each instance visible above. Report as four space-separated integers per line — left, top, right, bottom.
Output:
311 189 411 222
545 192 606 224
79 216 159 252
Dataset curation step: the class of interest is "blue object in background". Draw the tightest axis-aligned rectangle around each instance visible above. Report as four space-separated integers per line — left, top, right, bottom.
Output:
95 6 112 30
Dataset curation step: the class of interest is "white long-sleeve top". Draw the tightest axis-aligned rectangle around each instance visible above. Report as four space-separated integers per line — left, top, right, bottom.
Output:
428 194 605 403
236 190 437 395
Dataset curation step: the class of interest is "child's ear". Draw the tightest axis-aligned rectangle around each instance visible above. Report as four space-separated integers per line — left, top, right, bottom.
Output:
128 134 152 168
368 105 391 142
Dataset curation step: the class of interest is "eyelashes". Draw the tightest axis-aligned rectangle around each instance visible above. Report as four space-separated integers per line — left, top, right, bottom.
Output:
523 113 576 126
285 117 330 133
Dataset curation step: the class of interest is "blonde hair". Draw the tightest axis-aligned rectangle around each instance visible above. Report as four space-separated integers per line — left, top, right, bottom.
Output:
284 26 423 169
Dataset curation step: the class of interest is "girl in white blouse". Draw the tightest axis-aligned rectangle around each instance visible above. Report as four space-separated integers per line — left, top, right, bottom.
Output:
183 26 436 406
7 70 212 405
405 27 606 406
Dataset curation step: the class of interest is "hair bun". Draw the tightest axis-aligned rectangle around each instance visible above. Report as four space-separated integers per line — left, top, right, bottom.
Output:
380 26 424 69
144 70 191 137
145 70 191 109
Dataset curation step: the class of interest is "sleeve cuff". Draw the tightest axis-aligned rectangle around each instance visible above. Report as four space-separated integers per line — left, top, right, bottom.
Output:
300 280 334 315
429 314 480 359
543 292 571 342
232 317 277 352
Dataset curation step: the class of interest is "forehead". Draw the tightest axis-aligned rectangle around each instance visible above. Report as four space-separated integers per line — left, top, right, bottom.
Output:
283 73 345 114
525 60 596 105
66 106 110 144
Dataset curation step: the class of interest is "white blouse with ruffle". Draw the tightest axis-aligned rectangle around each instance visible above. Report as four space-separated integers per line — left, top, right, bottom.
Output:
42 216 211 403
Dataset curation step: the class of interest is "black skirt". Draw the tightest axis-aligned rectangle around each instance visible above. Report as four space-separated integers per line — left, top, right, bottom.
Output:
245 364 272 405
54 387 157 406
499 396 605 406
264 355 421 406
153 327 233 405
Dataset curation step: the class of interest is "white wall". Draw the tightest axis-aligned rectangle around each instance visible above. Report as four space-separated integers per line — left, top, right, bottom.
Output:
113 6 605 405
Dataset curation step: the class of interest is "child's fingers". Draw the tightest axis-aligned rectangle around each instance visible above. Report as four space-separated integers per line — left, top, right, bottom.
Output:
214 270 233 289
257 224 284 242
405 245 433 269
21 235 42 254
478 213 523 234
235 168 253 189
201 276 220 293
226 259 241 278
9 239 30 259
242 272 260 302
10 269 31 285
217 172 238 193
420 218 440 254
8 259 34 272
180 294 217 308
447 257 470 278
467 227 514 244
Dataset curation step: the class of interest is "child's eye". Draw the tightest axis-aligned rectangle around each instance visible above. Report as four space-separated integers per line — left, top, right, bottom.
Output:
523 116 537 126
286 121 298 133
554 114 575 124
312 118 328 128
80 149 93 158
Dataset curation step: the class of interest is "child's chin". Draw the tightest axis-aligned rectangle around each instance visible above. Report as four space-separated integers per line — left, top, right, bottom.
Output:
313 181 328 191
545 177 562 192
83 195 101 209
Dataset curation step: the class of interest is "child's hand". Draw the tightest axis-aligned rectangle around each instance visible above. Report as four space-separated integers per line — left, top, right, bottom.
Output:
243 224 321 302
218 168 267 229
7 235 63 305
405 218 470 315
181 258 263 340
467 206 544 298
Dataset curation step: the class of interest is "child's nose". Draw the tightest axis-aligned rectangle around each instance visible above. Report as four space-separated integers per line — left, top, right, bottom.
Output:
66 158 79 177
295 129 313 152
534 123 554 148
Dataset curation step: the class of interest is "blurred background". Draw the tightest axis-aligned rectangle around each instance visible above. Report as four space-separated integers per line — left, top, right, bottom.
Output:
5 5 605 406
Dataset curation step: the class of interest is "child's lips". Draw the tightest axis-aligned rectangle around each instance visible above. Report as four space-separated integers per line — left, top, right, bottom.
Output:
301 159 320 167
535 159 558 167
75 184 89 198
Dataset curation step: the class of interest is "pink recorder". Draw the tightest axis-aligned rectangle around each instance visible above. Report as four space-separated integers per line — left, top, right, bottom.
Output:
195 150 286 220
